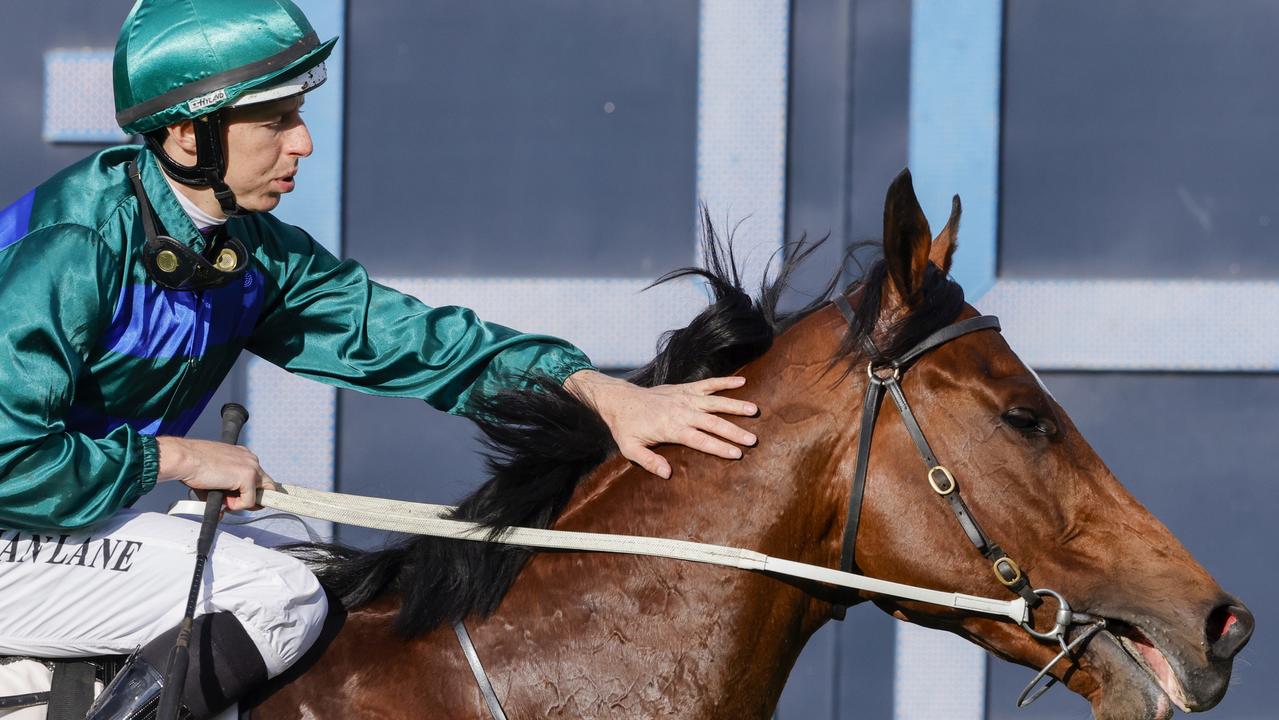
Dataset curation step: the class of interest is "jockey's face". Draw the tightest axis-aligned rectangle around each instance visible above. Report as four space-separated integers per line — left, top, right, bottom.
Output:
222 96 313 213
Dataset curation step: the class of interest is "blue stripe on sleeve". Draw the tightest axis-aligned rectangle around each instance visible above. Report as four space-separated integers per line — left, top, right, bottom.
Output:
100 268 264 359
0 190 36 253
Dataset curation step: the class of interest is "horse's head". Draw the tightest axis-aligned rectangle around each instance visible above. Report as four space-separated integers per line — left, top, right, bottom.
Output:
830 171 1253 719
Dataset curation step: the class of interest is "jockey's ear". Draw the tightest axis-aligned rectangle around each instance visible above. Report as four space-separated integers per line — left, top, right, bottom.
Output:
161 120 199 162
882 168 931 307
929 194 961 275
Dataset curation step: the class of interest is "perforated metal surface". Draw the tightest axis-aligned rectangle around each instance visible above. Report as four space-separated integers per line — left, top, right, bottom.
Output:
893 623 986 720
240 0 345 541
43 50 127 144
896 2 1002 717
696 0 790 292
375 277 708 369
245 359 335 539
982 279 1279 370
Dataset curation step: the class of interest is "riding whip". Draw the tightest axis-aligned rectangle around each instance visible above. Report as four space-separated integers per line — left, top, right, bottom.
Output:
156 403 249 720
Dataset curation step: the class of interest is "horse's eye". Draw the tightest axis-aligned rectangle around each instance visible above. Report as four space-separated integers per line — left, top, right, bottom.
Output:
1002 407 1054 435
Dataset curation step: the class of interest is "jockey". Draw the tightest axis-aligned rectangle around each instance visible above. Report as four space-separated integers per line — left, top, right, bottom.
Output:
0 0 758 717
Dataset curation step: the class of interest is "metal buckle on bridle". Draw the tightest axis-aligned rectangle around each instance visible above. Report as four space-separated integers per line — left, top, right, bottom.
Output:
992 556 1022 586
927 465 956 495
1016 588 1107 707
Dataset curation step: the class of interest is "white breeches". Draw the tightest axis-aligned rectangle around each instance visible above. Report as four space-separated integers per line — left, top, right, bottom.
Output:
0 509 327 678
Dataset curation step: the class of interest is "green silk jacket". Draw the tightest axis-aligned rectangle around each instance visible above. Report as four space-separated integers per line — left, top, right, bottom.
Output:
0 146 594 531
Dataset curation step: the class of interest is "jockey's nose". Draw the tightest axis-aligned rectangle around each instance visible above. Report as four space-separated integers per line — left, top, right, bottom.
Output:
1205 601 1254 661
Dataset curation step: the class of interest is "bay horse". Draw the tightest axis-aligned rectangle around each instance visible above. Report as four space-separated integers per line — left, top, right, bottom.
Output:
250 171 1252 719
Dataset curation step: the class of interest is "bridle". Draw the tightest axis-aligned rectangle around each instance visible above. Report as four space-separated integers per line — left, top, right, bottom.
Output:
830 295 1108 707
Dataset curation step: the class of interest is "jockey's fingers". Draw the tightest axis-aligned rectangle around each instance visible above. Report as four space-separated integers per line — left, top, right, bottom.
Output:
621 443 672 479
694 394 758 418
693 414 757 447
242 471 276 511
224 474 257 512
678 428 743 460
688 375 747 395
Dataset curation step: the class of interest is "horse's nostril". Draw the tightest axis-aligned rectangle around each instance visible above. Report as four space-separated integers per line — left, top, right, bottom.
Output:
1206 603 1254 660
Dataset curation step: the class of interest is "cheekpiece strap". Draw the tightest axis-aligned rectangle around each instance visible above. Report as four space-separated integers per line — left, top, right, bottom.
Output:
831 295 1033 613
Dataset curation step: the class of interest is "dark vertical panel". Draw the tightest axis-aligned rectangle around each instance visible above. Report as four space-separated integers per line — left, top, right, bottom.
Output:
781 0 853 317
835 0 913 718
335 389 486 548
1001 0 1279 279
986 373 1279 720
779 1 910 717
846 0 910 250
777 2 853 712
343 1 698 279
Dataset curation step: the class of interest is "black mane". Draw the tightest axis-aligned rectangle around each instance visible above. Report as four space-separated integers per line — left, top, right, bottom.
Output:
297 218 964 638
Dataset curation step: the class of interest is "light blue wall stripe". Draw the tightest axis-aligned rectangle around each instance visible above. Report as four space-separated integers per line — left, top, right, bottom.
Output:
908 0 1002 299
271 0 344 257
901 2 1004 719
243 0 345 537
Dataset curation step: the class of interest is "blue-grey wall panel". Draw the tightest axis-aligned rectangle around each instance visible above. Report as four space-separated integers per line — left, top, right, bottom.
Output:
1000 1 1279 279
343 1 699 279
0 2 128 206
987 372 1277 720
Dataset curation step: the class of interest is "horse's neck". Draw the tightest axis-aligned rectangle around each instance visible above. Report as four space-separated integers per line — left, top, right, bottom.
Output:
544 340 851 712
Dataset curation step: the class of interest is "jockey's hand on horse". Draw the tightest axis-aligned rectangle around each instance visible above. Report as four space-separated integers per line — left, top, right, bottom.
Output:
563 369 758 479
154 436 279 511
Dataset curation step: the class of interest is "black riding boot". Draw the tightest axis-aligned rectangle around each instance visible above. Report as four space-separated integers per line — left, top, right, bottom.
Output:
85 612 268 720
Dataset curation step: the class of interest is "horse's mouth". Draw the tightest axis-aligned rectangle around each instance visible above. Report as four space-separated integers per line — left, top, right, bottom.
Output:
1097 619 1190 714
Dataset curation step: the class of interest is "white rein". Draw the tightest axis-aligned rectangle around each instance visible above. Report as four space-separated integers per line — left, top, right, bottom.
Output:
259 483 1028 626
258 483 1029 624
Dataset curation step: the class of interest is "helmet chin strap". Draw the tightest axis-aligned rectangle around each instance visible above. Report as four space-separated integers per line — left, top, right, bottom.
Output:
145 111 249 218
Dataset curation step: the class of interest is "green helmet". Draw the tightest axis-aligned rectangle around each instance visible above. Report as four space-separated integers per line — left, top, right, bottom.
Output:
114 0 337 135
112 0 336 215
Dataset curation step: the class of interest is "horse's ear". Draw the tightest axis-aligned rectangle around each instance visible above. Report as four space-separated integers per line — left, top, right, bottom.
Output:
882 168 932 306
929 194 961 275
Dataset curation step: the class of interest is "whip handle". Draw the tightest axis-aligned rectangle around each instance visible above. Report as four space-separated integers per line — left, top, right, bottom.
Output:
157 403 250 720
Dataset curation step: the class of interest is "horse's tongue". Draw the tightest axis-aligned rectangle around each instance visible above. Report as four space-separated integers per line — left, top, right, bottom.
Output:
1131 636 1190 712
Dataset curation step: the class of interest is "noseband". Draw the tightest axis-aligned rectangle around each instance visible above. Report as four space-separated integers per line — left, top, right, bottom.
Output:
830 295 1107 707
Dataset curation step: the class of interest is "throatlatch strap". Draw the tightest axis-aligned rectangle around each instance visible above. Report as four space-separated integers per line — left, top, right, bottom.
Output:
840 379 884 574
454 622 508 720
832 293 856 324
